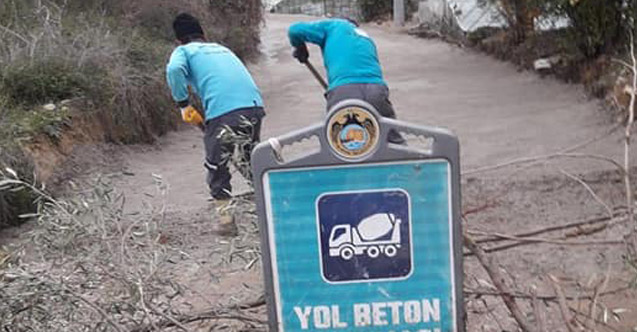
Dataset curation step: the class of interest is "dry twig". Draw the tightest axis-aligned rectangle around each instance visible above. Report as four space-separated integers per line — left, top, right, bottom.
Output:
468 230 623 246
132 300 266 332
464 285 631 302
464 125 622 175
530 286 546 332
587 266 611 332
560 168 614 218
465 213 626 256
570 307 622 332
613 31 637 253
625 34 637 246
464 233 534 332
475 212 624 245
549 274 581 332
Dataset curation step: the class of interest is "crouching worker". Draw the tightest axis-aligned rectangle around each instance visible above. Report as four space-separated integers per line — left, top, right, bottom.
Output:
288 17 404 144
166 13 265 236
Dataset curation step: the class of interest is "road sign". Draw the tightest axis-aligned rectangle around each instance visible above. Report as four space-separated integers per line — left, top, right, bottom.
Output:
252 100 463 332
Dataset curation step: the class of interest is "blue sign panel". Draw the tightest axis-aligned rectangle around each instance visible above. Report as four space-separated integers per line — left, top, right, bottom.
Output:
317 190 412 283
264 160 456 332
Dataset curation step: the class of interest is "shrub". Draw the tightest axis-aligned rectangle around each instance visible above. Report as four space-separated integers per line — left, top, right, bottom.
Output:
108 0 264 60
1 60 90 106
207 0 264 60
103 70 178 144
485 0 632 57
561 0 624 58
357 0 418 22
358 0 393 21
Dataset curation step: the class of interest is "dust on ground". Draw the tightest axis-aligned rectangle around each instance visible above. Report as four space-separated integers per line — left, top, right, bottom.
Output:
4 13 637 331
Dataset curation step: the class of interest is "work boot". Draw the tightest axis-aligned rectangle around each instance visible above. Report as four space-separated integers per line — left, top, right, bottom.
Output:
212 198 238 237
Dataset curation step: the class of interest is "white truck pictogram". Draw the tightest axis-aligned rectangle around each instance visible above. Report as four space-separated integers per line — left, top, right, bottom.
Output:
328 213 402 260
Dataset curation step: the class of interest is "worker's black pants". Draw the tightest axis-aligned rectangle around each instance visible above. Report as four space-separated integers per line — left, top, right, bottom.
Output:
325 83 405 144
204 107 265 200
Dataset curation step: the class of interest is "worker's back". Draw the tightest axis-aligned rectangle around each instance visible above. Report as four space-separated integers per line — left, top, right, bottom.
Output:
166 42 263 120
288 19 386 90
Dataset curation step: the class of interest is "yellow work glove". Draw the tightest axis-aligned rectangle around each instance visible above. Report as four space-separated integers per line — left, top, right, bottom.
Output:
180 106 204 126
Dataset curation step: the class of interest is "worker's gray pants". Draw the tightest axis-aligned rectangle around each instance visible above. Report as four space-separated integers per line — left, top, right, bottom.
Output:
325 83 405 144
204 107 265 200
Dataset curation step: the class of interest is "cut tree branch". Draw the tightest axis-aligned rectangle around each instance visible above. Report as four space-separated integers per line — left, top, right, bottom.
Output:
530 286 545 332
464 233 534 332
464 285 630 302
560 168 614 218
468 230 624 247
625 33 636 236
131 297 266 332
475 211 624 245
549 274 578 332
464 125 622 175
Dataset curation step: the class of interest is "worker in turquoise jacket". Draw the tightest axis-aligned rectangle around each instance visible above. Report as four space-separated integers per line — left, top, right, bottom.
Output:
166 13 265 236
288 18 403 143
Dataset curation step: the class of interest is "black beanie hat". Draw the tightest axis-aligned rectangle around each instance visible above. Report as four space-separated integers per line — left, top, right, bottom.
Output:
173 13 205 43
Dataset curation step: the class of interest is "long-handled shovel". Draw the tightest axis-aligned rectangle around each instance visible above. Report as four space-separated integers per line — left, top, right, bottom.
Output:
304 60 328 90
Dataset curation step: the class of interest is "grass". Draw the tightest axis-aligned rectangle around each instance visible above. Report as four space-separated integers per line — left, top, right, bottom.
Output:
1 107 72 142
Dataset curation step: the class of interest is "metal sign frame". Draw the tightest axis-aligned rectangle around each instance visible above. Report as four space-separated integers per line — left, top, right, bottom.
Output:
252 99 464 332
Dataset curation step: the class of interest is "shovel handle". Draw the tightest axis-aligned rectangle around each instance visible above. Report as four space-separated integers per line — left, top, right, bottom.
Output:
305 61 328 90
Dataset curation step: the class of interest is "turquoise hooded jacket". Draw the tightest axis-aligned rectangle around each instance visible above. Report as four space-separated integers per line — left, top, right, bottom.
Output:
166 42 263 121
288 19 387 91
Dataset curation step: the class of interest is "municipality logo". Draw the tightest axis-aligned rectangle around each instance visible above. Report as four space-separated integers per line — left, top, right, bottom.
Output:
327 106 379 160
339 123 369 153
316 189 412 283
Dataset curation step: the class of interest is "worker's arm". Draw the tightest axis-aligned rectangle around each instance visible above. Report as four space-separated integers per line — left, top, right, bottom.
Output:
288 21 330 64
166 47 190 106
288 21 329 47
288 21 330 47
166 48 203 126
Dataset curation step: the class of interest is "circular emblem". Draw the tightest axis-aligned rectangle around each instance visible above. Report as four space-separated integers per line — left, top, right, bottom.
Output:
327 106 379 160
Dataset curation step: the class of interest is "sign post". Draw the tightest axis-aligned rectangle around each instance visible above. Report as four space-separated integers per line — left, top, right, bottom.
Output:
252 100 464 332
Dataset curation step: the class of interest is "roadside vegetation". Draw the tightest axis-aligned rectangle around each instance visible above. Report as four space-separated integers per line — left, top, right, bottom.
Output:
0 0 264 228
357 0 419 22
464 0 636 101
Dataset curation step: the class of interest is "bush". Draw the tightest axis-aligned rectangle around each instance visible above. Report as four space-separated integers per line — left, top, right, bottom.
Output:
358 0 392 21
561 0 624 58
1 60 93 106
209 0 264 60
357 0 418 22
104 70 178 144
107 0 263 60
485 0 632 58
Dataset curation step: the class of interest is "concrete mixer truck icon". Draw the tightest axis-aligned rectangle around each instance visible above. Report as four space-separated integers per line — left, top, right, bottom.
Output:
328 213 402 260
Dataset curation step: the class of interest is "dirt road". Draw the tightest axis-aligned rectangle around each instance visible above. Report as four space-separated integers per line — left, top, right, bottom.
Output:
112 14 636 330
120 14 627 212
